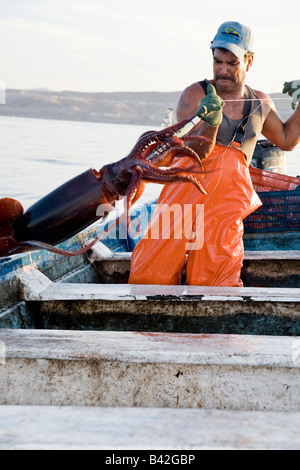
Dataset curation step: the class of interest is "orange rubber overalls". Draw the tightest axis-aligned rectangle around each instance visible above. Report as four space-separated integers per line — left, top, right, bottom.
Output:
129 141 262 287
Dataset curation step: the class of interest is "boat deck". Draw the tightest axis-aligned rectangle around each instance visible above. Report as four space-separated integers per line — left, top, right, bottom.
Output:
10 251 300 335
1 243 300 449
1 328 299 410
1 327 300 449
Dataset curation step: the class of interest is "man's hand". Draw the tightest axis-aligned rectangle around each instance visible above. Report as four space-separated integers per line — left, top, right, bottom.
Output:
196 84 224 126
283 80 300 110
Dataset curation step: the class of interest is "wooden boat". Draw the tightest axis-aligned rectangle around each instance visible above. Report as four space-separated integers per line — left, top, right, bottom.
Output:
1 158 300 449
0 222 300 449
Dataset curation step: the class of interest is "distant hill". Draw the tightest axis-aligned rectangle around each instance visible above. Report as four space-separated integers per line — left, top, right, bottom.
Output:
0 88 293 126
0 89 181 126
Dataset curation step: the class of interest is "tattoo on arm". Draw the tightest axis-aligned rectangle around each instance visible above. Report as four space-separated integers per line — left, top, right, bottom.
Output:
178 101 191 111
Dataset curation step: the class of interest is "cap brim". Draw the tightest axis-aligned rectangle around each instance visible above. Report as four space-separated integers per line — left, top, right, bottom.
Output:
210 40 247 59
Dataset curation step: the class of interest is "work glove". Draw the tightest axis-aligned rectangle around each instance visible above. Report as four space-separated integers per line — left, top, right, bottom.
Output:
282 80 300 110
196 84 224 126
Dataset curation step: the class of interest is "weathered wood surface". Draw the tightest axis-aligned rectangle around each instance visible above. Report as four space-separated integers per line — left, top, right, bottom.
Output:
90 249 300 287
14 267 300 334
0 405 299 450
1 248 300 328
0 329 299 410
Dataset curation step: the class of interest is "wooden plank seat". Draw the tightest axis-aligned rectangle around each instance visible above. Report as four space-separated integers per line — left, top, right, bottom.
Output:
89 248 300 287
0 328 299 411
17 268 300 335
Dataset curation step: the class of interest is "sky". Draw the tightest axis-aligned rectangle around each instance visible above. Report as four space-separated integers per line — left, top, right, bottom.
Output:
0 0 299 94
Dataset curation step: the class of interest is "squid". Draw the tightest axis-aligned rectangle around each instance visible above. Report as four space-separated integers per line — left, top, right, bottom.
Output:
0 108 212 257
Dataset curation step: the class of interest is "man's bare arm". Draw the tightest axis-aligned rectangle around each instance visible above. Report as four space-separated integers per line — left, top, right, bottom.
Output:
259 91 300 151
176 84 204 122
176 84 219 158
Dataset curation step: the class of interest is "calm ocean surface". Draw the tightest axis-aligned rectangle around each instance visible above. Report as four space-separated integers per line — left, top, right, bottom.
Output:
1 115 300 210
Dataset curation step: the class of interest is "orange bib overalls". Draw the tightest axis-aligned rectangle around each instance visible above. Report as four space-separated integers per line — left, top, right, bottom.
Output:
129 142 262 287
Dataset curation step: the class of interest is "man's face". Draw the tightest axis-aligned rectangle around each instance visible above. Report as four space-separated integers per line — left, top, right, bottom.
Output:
213 48 253 92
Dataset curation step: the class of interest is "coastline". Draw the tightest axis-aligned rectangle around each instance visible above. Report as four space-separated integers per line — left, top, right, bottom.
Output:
0 89 293 127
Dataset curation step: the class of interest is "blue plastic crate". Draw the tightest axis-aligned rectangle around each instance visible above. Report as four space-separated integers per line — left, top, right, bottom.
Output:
244 186 300 233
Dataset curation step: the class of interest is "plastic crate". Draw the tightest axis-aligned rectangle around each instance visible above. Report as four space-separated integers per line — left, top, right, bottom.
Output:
249 166 300 192
244 186 300 233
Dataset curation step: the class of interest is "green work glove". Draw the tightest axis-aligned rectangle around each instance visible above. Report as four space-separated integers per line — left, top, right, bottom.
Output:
196 84 224 126
282 80 300 110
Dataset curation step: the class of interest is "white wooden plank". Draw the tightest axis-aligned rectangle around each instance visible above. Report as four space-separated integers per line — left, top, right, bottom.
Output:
244 250 300 260
1 329 299 368
88 247 300 262
0 406 299 450
21 281 300 302
1 330 299 410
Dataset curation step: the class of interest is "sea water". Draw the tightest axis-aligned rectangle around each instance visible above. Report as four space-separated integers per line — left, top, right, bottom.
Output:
1 115 300 210
0 116 154 209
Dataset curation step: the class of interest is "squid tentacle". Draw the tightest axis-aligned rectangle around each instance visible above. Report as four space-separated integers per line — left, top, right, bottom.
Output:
141 170 207 195
0 109 212 257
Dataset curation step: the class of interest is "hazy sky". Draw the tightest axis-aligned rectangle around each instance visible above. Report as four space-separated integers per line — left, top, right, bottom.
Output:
0 0 299 94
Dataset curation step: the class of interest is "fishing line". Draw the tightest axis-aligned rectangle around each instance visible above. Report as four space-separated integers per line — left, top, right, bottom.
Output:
224 97 291 102
197 78 294 208
167 81 294 251
194 85 277 211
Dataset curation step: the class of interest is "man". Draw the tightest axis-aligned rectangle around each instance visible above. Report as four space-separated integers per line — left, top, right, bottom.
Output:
129 21 300 287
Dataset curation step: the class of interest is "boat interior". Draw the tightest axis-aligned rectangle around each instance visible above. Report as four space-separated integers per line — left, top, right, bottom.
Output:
1 222 300 449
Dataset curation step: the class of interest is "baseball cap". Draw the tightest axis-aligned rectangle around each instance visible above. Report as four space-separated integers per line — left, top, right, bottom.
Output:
210 21 255 58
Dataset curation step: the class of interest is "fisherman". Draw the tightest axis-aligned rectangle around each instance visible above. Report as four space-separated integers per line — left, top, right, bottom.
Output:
129 21 300 287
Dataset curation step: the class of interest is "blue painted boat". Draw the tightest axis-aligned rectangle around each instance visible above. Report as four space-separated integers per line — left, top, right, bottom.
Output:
1 129 300 449
1 163 300 289
1 140 300 330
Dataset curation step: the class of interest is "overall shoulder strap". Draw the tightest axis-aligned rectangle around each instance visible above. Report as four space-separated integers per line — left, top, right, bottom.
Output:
233 86 252 144
198 79 210 95
199 81 254 146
